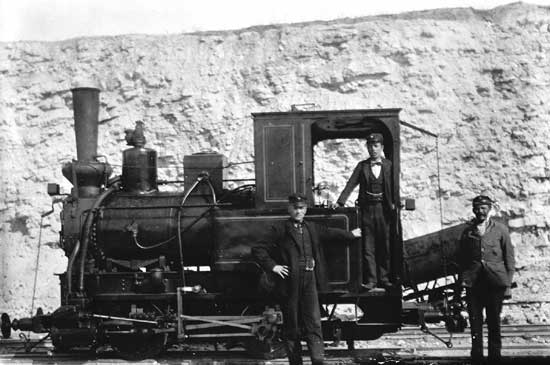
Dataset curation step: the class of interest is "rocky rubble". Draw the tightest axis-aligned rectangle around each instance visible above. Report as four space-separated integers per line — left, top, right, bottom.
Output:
0 2 549 323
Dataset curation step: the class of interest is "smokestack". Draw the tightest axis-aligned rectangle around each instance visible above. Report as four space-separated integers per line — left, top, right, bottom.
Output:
71 87 99 162
62 87 111 197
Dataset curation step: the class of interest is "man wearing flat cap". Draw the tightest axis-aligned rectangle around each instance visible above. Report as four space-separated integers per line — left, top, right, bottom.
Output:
335 133 394 291
252 193 360 365
458 195 515 364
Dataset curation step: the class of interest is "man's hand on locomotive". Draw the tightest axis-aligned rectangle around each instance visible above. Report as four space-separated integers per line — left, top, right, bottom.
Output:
272 264 289 278
329 201 345 209
351 228 361 237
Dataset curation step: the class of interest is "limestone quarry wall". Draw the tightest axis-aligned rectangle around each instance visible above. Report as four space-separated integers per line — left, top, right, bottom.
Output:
0 2 549 323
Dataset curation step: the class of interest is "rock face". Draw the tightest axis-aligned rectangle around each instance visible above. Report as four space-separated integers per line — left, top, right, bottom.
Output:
0 3 549 323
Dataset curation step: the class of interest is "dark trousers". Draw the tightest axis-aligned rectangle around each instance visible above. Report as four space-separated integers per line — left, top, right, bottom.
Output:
283 270 324 365
360 203 390 286
466 278 506 362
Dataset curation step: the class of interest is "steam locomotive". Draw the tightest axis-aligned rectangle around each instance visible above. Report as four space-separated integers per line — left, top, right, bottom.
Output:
0 88 467 359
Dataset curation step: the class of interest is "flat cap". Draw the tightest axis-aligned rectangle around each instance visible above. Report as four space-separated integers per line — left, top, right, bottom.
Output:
367 133 384 144
288 193 307 205
472 195 493 206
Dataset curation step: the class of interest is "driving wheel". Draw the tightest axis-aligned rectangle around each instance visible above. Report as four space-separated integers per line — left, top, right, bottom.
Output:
110 332 167 360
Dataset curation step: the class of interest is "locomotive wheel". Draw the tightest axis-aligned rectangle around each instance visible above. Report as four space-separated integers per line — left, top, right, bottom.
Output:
110 332 167 360
52 343 71 353
244 338 286 360
51 334 71 353
1 313 11 339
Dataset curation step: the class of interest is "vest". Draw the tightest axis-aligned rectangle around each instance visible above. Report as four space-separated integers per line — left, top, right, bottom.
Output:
295 224 313 261
366 166 384 199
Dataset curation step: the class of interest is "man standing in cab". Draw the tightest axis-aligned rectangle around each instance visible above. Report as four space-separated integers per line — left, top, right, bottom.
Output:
335 133 394 291
252 193 360 365
459 195 515 364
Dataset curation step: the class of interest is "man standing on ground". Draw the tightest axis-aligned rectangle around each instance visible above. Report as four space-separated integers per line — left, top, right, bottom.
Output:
335 133 394 291
458 195 515 364
252 193 360 365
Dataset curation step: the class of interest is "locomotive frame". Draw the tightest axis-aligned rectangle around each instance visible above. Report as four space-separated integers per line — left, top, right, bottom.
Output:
1 88 467 359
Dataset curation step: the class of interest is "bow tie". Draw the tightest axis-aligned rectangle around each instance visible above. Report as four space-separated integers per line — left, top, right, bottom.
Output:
293 221 304 227
370 161 382 166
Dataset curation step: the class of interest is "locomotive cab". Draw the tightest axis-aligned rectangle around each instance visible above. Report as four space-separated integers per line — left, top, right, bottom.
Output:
251 109 403 291
245 110 405 334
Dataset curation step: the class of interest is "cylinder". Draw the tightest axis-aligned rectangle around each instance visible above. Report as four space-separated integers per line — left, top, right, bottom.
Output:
72 87 99 162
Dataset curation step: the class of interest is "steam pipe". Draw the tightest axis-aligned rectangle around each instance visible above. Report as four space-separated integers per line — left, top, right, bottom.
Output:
66 239 81 296
176 177 204 287
78 185 118 292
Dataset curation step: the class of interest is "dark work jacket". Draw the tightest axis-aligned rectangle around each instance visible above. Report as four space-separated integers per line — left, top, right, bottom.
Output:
252 219 357 298
336 158 394 211
458 219 515 288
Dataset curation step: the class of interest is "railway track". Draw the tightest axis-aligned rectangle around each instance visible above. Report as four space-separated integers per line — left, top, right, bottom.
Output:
388 323 550 338
0 324 549 363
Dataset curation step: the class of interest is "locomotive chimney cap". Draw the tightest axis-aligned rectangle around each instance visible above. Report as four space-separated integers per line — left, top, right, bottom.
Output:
71 86 100 92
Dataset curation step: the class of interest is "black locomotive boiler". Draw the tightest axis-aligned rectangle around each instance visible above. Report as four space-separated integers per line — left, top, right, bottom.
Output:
1 88 467 359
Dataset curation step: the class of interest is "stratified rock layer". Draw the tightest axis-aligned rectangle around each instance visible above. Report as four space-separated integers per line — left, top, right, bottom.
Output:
1 3 549 323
